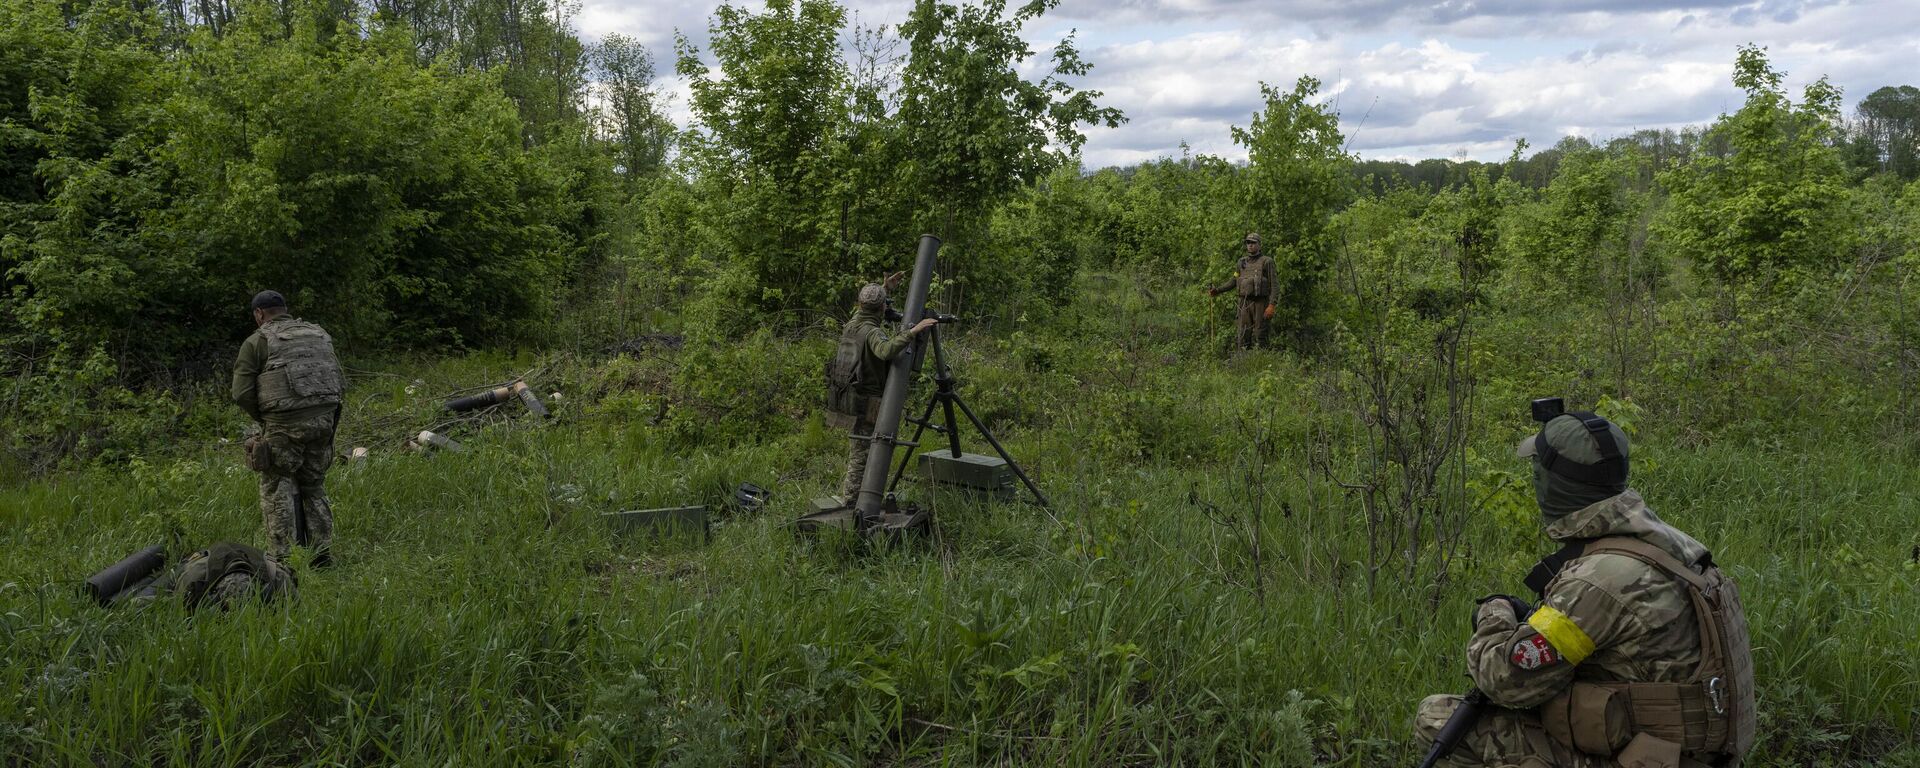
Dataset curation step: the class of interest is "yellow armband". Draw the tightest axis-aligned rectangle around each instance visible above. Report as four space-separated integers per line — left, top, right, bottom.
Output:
1527 606 1597 665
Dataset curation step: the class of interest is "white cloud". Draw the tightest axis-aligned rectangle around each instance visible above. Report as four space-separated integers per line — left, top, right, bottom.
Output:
572 0 1920 168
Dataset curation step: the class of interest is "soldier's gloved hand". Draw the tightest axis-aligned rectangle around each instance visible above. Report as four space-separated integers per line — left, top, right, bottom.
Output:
1472 594 1533 629
1206 287 1219 297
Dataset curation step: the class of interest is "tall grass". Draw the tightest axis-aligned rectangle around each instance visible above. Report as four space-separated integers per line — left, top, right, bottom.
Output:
3 278 1915 766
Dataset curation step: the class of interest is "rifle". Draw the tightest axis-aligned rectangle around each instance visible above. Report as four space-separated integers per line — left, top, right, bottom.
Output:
1416 688 1489 768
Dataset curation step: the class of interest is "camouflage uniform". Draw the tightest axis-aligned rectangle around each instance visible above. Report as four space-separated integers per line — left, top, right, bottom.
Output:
829 302 919 498
1414 491 1730 768
1211 240 1279 349
233 314 342 560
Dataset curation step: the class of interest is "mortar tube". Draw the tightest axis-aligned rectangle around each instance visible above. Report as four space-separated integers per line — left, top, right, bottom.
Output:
855 234 940 524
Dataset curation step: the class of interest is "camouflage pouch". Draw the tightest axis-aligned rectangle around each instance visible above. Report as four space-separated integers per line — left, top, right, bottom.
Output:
243 434 270 472
824 408 856 430
1615 732 1684 768
1541 682 1632 755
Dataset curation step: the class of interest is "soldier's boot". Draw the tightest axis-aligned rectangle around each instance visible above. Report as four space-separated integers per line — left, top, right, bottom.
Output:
259 475 299 560
299 485 335 567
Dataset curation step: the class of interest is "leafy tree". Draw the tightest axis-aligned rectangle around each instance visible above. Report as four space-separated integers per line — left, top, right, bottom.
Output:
1658 45 1852 291
590 33 673 185
828 20 916 285
169 5 581 348
894 0 1122 238
677 0 850 314
673 0 1123 321
1501 143 1660 396
1320 181 1490 590
1 0 179 357
1848 85 1920 181
1506 145 1657 295
1230 75 1353 340
1090 148 1240 279
4 0 592 363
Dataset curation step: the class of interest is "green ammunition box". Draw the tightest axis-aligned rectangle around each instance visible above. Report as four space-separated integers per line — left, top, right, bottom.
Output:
603 506 709 540
919 451 1015 498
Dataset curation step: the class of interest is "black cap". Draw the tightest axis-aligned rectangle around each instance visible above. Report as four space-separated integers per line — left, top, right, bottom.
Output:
250 290 287 310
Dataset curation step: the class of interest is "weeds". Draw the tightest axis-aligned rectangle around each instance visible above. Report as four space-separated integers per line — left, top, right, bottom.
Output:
3 274 1915 766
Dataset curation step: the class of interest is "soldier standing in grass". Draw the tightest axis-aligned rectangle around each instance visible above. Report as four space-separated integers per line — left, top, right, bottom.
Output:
232 290 344 566
1413 406 1755 768
824 273 938 500
1206 232 1278 350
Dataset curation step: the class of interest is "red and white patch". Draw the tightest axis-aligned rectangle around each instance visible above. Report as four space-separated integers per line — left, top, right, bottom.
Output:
1510 634 1562 670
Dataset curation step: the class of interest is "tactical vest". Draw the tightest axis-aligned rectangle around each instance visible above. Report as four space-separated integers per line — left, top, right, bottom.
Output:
824 317 884 428
1235 256 1271 298
1536 536 1756 764
177 542 293 611
256 318 344 413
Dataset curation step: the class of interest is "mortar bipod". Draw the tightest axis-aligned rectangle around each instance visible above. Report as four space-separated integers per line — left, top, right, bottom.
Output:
887 322 1048 507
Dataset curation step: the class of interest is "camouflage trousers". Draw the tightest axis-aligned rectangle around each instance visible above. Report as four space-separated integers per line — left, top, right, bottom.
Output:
839 413 877 499
1235 296 1271 349
1413 694 1606 768
257 413 337 559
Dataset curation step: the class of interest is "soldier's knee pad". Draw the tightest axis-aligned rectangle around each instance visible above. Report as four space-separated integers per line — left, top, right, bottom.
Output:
1414 694 1462 737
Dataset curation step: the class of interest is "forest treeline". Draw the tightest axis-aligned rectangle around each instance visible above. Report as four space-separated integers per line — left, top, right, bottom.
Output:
3 0 1919 470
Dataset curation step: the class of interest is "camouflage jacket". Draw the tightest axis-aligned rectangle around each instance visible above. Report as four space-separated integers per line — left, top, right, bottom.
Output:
1467 490 1708 708
842 308 917 397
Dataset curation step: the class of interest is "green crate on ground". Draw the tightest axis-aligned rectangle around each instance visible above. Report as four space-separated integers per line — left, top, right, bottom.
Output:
919 451 1015 498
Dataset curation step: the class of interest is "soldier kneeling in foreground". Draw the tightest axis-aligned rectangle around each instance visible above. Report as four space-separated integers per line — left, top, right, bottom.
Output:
1414 402 1754 768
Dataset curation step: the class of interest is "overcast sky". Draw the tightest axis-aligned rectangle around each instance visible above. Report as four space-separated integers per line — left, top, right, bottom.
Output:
574 0 1920 169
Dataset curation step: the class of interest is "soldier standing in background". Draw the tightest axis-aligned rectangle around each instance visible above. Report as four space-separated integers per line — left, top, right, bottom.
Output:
232 290 344 566
824 273 938 500
1207 232 1278 350
1412 406 1754 768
